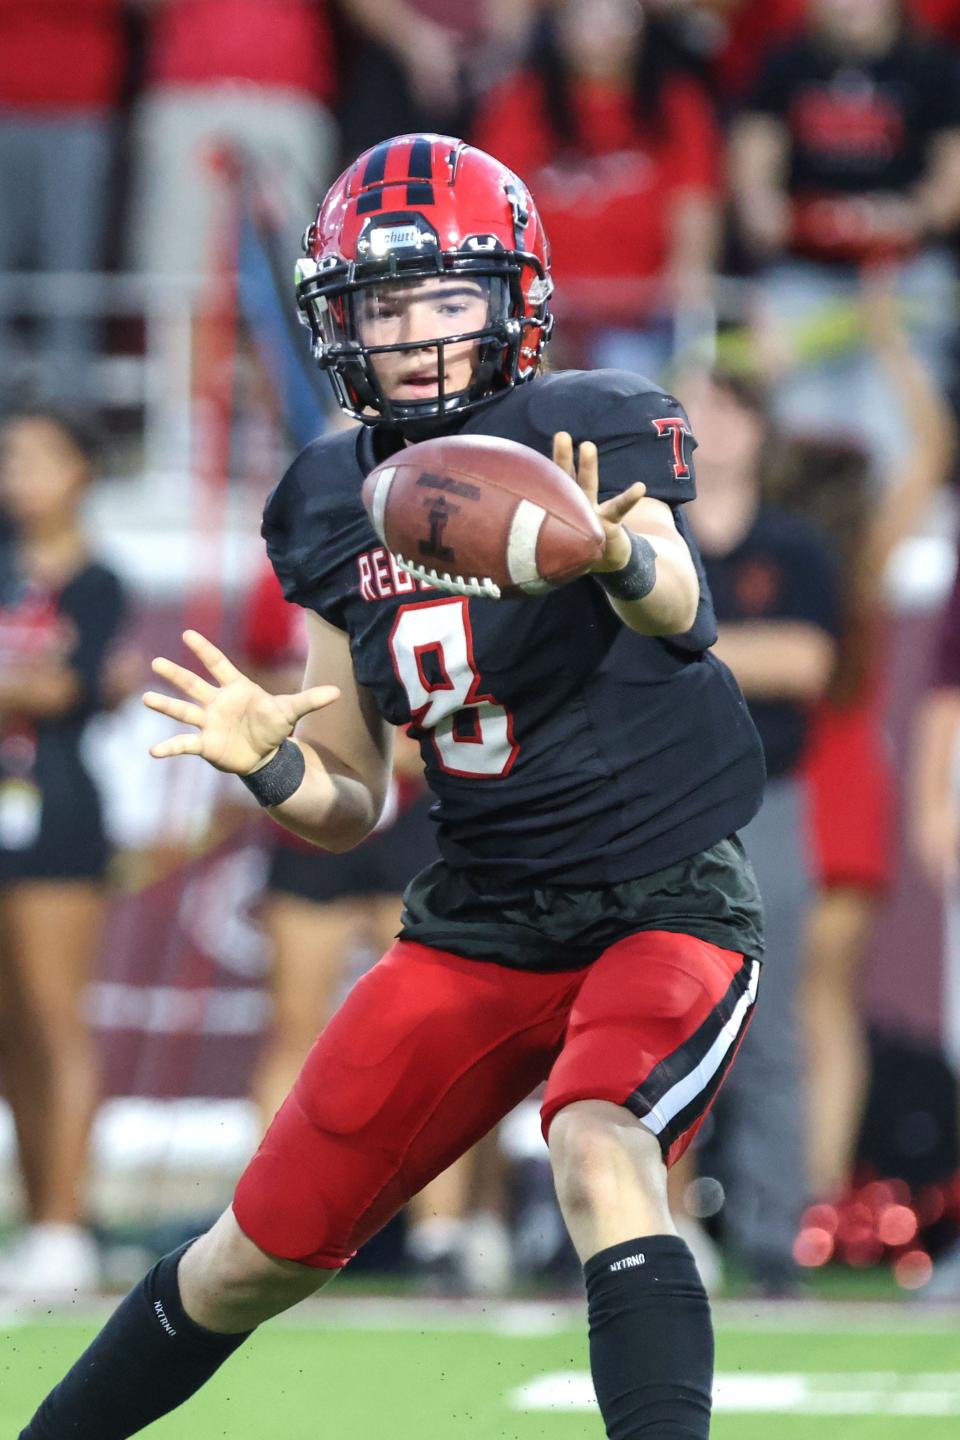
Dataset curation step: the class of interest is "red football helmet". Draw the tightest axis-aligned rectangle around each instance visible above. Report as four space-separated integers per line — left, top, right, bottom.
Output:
295 134 554 432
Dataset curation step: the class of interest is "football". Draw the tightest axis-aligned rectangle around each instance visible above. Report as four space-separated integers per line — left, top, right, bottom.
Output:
361 434 605 599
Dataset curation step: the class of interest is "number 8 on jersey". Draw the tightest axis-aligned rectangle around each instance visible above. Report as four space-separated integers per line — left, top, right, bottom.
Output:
389 598 518 778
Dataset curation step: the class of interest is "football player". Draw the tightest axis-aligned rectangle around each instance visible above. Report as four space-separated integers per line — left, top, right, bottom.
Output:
20 136 766 1440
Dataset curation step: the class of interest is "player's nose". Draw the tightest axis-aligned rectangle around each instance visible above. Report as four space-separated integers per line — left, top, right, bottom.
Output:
402 305 440 349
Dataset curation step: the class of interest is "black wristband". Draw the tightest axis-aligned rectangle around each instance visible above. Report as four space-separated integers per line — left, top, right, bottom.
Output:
594 529 657 602
240 738 306 808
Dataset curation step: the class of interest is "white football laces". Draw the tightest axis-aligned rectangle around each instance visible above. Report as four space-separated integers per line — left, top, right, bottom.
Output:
393 554 502 600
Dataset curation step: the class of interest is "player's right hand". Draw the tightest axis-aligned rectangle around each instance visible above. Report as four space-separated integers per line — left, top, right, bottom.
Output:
143 629 340 775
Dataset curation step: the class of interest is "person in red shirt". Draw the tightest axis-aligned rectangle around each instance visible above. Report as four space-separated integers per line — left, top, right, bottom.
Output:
472 0 723 379
907 532 960 1298
0 0 125 400
130 0 339 285
770 278 955 1206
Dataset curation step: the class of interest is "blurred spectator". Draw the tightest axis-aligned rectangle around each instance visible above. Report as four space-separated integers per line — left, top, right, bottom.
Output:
912 569 960 896
0 0 126 400
772 278 955 1202
662 0 808 112
730 0 960 474
908 555 960 1294
0 406 128 1299
684 369 841 1294
473 0 723 379
129 0 339 286
336 0 534 161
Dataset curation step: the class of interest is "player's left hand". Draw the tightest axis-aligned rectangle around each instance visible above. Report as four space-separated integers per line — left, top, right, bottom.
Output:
553 431 647 573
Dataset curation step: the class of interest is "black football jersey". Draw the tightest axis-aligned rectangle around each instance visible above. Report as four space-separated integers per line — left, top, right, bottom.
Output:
262 369 766 884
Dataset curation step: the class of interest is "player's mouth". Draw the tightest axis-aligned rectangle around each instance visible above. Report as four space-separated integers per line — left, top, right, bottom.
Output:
395 370 442 396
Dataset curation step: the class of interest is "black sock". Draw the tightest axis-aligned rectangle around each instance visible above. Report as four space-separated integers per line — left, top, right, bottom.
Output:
584 1234 713 1439
20 1242 252 1440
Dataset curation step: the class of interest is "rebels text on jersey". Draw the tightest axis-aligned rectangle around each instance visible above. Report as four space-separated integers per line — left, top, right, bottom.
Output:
262 369 765 884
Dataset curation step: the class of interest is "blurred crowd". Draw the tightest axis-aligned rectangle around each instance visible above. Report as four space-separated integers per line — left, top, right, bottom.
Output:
4 0 960 1304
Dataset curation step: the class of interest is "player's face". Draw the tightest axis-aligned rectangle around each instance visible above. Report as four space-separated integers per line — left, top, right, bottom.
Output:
0 418 89 528
356 277 492 402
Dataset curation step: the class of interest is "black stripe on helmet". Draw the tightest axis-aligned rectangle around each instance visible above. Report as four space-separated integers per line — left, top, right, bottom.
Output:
406 136 435 206
362 140 391 186
356 140 391 215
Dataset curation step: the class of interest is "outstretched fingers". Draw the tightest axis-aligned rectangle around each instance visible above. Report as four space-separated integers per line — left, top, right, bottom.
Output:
282 685 342 723
149 732 205 760
182 629 244 687
143 691 206 729
553 433 601 507
598 481 647 525
552 430 575 478
151 654 216 702
576 440 600 506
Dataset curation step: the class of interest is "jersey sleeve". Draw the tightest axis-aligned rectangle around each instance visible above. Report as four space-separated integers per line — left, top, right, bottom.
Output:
261 465 309 607
531 370 699 505
542 370 710 650
261 437 359 631
588 374 698 506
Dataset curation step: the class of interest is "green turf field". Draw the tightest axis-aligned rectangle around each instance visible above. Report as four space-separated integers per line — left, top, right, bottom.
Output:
3 1298 959 1438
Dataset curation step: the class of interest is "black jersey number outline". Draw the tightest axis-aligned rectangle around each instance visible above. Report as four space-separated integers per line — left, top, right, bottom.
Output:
388 597 518 778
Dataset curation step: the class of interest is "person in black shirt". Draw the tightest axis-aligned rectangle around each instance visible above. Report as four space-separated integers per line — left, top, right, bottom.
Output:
730 0 960 475
0 406 127 1301
20 136 764 1440
685 370 841 1294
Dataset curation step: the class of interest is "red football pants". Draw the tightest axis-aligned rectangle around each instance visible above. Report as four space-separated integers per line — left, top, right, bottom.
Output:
233 930 759 1267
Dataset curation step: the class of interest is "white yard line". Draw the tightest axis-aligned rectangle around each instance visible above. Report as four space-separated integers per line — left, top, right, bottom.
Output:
511 1371 960 1416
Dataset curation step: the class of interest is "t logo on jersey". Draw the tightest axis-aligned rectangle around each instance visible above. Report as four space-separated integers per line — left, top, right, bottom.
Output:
651 416 693 481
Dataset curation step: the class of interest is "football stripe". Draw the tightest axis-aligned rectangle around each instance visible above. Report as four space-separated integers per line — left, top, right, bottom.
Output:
369 466 397 544
506 499 547 587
